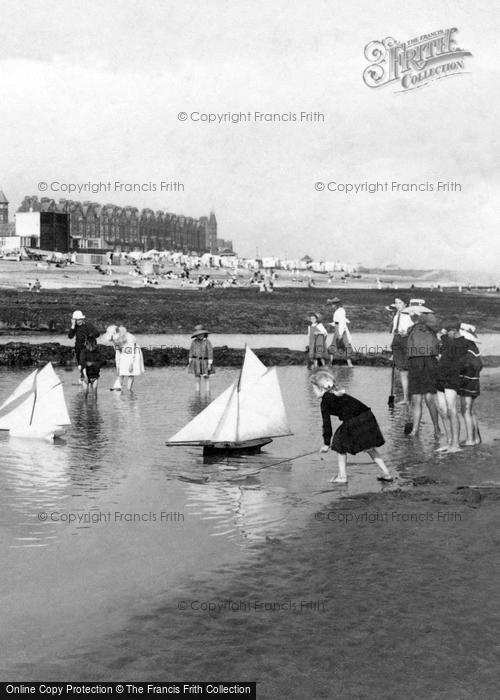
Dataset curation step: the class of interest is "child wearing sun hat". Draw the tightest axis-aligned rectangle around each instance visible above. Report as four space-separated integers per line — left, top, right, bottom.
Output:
435 320 468 453
458 323 483 446
188 324 214 393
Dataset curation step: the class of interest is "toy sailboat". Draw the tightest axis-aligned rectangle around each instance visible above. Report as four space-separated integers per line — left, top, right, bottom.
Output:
0 363 71 441
166 347 292 457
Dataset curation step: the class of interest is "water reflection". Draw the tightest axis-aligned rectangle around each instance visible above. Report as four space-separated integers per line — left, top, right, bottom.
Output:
0 435 70 547
0 365 498 551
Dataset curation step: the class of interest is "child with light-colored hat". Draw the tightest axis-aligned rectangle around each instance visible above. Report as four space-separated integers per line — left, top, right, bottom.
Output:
68 310 99 384
458 323 482 445
402 298 434 315
459 323 480 343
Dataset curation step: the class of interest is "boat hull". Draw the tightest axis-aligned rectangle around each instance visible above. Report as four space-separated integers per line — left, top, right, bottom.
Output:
9 426 66 441
203 437 273 459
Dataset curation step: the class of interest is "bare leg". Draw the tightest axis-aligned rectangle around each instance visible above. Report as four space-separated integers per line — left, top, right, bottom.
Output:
366 448 391 477
461 396 480 445
195 377 201 391
127 377 134 391
472 404 481 444
445 388 461 450
436 391 451 448
330 453 347 483
410 394 423 436
92 379 99 397
399 370 409 403
424 393 441 437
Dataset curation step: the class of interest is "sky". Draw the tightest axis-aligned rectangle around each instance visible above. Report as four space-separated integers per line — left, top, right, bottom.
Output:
0 0 497 273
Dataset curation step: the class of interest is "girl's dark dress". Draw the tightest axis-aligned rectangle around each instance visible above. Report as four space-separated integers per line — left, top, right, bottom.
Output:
79 347 104 381
459 340 482 398
437 335 467 392
321 391 385 455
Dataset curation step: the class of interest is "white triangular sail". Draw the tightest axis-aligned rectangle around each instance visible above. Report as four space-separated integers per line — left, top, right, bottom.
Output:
238 346 267 392
237 368 292 441
0 363 70 434
167 346 292 446
167 382 238 443
0 368 38 430
31 363 71 428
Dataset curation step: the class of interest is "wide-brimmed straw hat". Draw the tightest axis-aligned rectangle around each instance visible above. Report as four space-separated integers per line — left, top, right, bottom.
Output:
460 323 480 343
72 310 85 320
326 297 341 304
402 298 433 315
191 324 209 338
403 306 434 315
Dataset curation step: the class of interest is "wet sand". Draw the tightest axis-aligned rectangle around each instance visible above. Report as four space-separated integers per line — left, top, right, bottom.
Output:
6 371 500 698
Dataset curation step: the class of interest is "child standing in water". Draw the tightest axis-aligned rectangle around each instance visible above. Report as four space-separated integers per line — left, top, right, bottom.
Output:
436 321 467 453
307 312 328 368
105 325 145 391
188 325 214 392
458 323 482 446
79 337 104 397
311 369 393 483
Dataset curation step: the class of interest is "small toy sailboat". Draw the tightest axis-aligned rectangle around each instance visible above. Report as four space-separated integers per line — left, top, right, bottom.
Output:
0 363 71 441
166 347 292 457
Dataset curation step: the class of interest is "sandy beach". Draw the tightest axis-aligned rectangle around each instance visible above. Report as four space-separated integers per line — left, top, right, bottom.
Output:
1 260 499 336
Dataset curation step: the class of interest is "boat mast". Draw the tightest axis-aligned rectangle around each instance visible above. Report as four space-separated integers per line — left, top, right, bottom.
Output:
28 369 40 426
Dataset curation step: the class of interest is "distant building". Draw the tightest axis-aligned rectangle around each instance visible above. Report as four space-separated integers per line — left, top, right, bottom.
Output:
199 211 218 254
0 187 14 239
16 211 70 252
17 196 211 254
216 238 233 253
0 188 8 224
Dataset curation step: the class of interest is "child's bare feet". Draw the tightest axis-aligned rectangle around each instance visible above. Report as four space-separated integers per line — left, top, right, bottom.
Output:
330 475 347 484
447 445 463 453
436 445 451 452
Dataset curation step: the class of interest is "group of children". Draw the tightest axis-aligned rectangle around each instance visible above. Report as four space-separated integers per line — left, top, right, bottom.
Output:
307 298 354 369
69 310 145 397
73 311 215 397
305 296 484 485
388 298 482 452
70 301 484 485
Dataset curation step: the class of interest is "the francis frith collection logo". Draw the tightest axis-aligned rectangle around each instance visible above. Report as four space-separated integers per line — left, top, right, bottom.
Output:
363 28 472 91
